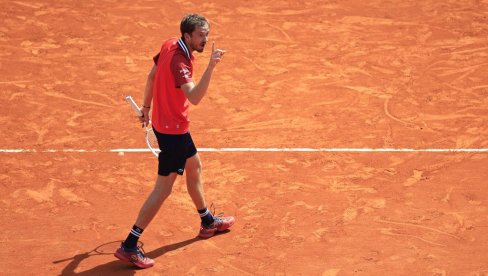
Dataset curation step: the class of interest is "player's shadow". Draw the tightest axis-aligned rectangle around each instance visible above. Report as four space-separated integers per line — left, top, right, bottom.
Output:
56 236 204 275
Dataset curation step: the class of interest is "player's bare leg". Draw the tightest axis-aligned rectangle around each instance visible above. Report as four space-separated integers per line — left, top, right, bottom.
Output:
185 153 235 238
135 173 178 228
115 174 175 268
185 153 207 210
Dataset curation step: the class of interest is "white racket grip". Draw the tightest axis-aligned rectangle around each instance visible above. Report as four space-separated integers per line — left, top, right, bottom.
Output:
125 96 143 117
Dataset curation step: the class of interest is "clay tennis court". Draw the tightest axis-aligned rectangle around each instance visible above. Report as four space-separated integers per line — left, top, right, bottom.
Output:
1 0 487 275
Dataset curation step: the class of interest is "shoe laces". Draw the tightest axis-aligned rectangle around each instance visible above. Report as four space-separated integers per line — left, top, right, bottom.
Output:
200 203 225 228
210 203 225 220
138 246 149 258
129 245 149 259
209 203 227 225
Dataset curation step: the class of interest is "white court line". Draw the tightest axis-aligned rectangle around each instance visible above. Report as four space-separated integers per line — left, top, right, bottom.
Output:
1 148 487 153
193 148 488 153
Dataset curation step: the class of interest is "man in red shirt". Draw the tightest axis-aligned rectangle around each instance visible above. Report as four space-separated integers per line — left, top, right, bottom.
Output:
115 14 235 269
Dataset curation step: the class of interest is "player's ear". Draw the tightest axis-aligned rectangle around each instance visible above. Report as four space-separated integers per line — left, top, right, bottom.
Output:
184 33 191 42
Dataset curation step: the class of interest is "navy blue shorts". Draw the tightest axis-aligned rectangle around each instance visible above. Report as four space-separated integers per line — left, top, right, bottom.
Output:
153 128 197 176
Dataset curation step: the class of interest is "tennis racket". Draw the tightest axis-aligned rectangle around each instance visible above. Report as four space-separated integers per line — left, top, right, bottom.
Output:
125 95 160 157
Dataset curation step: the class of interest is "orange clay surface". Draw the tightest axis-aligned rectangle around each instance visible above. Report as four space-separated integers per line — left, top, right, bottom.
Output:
1 0 487 275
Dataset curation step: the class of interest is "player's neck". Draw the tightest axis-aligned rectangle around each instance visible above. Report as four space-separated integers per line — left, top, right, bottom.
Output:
181 38 194 54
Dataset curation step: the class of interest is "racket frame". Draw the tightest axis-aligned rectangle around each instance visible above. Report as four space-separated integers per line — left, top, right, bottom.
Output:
125 96 159 157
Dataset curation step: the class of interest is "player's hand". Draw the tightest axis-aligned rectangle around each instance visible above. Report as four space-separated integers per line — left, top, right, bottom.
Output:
139 107 150 127
208 42 225 68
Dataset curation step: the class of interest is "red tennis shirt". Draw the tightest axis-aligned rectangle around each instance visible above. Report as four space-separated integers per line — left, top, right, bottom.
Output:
151 38 194 134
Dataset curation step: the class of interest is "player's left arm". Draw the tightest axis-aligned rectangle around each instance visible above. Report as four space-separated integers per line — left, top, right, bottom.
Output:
182 42 224 105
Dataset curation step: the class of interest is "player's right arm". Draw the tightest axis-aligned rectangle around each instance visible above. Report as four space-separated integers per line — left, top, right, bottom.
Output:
140 64 157 126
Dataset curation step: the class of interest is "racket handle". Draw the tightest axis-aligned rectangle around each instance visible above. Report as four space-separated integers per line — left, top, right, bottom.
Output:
125 96 143 117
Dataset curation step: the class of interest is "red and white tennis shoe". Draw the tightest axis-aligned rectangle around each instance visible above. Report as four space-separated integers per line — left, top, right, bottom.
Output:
114 243 154 269
198 215 235 238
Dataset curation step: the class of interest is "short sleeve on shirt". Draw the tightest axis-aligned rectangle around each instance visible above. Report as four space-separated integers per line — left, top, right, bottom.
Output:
153 53 160 65
171 55 193 87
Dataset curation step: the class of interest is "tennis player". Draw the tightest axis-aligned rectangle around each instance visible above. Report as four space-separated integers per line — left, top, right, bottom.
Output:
114 14 235 269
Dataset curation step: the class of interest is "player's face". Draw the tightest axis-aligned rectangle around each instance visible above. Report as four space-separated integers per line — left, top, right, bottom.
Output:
189 24 209 53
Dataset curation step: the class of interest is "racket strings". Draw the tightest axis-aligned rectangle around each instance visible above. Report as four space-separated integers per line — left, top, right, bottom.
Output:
144 124 160 158
147 129 159 150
